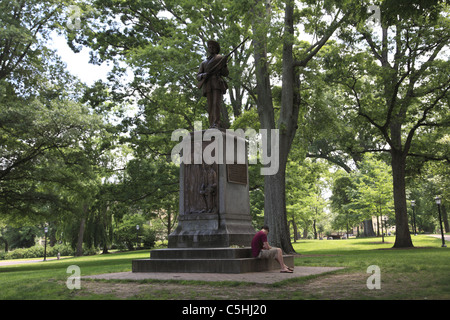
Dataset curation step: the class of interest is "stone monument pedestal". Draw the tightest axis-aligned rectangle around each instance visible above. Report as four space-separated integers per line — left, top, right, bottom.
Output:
168 130 255 249
132 130 292 273
132 247 294 273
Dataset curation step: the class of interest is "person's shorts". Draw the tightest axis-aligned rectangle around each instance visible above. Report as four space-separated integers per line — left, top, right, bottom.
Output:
257 247 279 259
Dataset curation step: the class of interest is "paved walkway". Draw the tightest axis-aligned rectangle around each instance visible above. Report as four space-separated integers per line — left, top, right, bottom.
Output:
427 234 450 240
83 266 345 284
0 257 64 266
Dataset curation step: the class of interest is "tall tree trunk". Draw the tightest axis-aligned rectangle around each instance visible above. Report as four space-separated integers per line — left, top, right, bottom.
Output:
291 219 298 242
251 0 341 253
167 209 172 237
376 215 380 236
302 228 308 239
252 0 297 253
263 156 295 252
3 239 8 253
313 219 317 239
252 0 281 250
363 219 376 237
76 217 86 257
273 0 298 253
391 149 413 248
76 203 88 256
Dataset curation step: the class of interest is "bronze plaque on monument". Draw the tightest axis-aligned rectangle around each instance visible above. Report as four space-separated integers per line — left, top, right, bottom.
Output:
227 164 247 185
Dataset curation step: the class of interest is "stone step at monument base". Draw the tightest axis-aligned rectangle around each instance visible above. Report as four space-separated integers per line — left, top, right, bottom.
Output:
132 247 294 274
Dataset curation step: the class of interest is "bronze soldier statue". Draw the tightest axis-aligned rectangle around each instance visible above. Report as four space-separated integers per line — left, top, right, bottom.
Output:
197 38 249 128
197 40 229 128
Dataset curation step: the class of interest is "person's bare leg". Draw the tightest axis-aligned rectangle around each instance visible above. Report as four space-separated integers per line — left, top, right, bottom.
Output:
275 248 291 272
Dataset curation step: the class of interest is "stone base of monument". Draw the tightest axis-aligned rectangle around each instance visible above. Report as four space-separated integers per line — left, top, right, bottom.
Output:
131 131 294 274
132 247 294 274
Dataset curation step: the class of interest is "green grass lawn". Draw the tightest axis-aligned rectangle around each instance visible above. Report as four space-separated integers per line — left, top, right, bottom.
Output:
291 235 450 299
0 235 448 300
0 250 147 300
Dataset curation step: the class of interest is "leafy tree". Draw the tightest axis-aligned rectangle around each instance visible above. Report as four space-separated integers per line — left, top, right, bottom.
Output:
120 158 178 235
286 159 330 240
408 160 450 233
0 0 124 259
0 226 38 250
321 2 449 247
114 213 155 250
330 174 363 237
249 0 351 252
1 1 102 222
0 0 75 82
351 155 394 236
331 155 394 238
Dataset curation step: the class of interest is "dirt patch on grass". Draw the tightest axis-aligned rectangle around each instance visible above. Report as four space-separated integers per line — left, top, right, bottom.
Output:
76 271 438 300
294 271 439 299
297 272 368 299
77 274 358 300
291 272 406 299
80 281 149 299
79 280 271 300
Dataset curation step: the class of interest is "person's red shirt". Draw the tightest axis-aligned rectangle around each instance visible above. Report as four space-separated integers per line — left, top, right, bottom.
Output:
251 230 267 257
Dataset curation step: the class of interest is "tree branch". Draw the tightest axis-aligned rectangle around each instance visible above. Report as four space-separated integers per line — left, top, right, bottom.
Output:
294 11 349 68
407 153 450 163
404 84 450 153
361 31 383 63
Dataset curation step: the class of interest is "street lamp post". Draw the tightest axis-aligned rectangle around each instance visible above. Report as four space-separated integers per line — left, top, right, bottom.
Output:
43 226 48 261
384 216 388 238
136 225 140 250
411 200 417 236
435 196 446 248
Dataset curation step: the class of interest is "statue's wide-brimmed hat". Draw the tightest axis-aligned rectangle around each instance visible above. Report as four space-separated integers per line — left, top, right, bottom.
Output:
207 40 221 53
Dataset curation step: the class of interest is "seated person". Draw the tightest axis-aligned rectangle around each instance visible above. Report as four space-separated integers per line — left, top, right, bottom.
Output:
251 225 293 273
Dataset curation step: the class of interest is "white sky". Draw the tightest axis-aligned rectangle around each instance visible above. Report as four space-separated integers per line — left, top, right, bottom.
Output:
49 32 112 85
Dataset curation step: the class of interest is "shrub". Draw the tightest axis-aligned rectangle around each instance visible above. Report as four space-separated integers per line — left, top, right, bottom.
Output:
23 246 44 258
5 248 27 260
47 244 74 257
142 228 156 249
0 244 76 260
81 244 98 256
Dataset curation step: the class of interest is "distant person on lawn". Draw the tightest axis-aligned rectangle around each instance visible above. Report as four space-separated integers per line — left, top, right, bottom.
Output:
251 225 293 273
